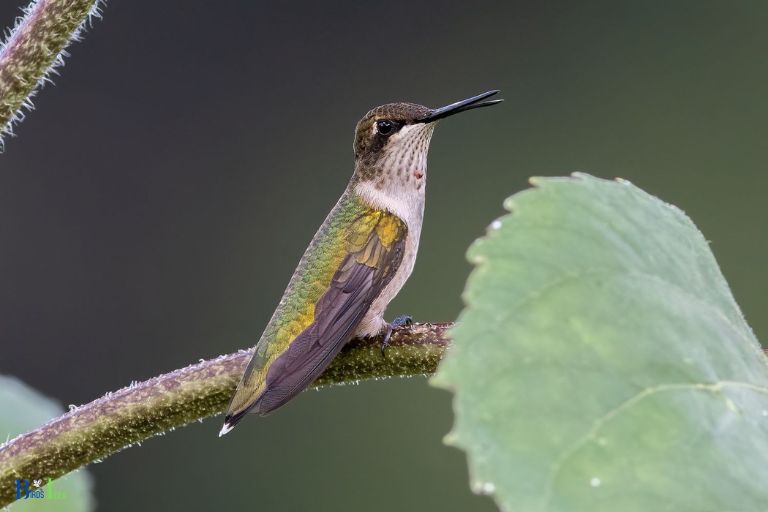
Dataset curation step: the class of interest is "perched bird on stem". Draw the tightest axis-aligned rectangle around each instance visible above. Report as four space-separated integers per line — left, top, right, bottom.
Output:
220 90 502 435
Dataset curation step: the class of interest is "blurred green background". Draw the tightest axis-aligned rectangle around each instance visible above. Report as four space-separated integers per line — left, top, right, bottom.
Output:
1 1 766 510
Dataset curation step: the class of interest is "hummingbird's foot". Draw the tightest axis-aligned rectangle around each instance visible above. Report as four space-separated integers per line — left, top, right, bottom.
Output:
381 315 413 356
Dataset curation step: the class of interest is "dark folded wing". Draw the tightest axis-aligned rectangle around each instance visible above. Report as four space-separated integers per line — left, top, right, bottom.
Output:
252 216 406 415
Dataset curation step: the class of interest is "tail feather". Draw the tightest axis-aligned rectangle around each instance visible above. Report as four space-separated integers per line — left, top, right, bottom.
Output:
218 407 251 437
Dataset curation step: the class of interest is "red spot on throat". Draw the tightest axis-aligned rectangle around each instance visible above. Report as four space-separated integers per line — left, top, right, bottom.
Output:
413 169 424 179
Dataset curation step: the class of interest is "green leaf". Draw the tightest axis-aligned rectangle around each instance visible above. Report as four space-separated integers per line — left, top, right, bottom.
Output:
432 173 768 511
1 375 95 511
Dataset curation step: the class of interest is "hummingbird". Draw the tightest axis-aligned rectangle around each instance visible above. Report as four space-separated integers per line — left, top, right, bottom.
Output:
220 90 502 435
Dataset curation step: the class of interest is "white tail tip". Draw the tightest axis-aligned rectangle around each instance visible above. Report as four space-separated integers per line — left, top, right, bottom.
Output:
218 423 234 437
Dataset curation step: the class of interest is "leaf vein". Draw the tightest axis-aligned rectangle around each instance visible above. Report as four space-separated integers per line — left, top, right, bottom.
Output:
541 381 768 510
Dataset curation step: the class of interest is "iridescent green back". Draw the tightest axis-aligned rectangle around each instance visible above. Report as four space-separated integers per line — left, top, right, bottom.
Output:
226 187 407 417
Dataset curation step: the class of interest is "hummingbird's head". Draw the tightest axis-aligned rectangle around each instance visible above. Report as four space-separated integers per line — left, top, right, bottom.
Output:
352 90 502 188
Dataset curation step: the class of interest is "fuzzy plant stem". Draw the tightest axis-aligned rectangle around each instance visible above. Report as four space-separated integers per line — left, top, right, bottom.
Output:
0 0 101 142
0 322 451 507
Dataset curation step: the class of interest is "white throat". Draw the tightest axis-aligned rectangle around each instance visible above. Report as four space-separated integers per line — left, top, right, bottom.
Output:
353 123 434 230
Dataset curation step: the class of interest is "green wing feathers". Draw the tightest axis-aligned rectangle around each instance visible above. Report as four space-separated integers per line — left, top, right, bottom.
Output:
222 191 407 428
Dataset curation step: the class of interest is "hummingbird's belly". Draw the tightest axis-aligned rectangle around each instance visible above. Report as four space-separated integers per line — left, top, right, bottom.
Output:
352 176 426 337
356 227 420 337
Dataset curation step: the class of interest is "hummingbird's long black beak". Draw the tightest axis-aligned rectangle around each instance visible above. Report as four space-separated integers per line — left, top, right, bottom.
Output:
417 90 503 123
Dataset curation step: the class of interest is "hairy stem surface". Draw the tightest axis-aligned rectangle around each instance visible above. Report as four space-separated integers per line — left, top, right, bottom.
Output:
0 322 451 507
0 0 101 142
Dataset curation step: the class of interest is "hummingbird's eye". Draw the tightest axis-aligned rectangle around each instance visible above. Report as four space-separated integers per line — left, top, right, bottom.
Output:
375 119 399 136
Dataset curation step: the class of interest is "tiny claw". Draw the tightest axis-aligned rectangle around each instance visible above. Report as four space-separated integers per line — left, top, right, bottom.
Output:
380 314 413 356
381 325 393 356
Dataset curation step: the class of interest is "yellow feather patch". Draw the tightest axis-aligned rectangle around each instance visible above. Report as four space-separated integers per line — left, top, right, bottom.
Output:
375 215 404 247
347 211 381 251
